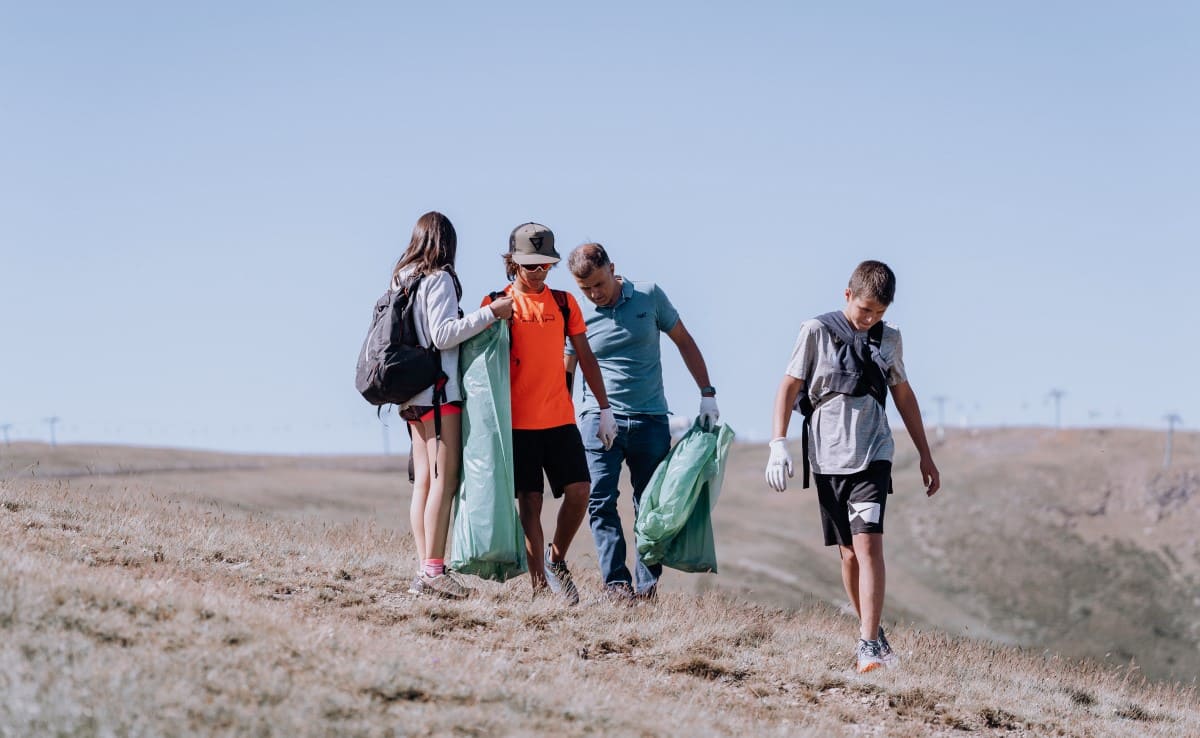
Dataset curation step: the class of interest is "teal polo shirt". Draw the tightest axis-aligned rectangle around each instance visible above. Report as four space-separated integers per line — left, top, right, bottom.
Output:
569 279 679 416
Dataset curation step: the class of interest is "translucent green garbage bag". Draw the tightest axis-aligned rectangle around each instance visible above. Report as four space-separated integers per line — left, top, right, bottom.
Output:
635 421 735 573
449 322 527 581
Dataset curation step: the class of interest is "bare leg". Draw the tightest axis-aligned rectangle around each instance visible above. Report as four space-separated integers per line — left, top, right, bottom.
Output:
852 533 885 640
517 491 547 591
419 415 461 561
408 421 432 572
549 481 589 562
838 544 861 619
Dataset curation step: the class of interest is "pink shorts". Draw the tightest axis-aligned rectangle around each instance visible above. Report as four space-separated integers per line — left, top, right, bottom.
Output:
406 402 462 424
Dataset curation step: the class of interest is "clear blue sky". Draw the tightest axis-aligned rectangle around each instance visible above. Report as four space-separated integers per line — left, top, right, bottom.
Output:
2 2 1197 454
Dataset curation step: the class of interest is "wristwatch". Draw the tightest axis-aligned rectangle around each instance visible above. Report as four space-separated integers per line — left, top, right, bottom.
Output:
700 386 717 397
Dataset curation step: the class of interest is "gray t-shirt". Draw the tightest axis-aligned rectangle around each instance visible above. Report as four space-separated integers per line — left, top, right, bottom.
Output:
784 318 907 475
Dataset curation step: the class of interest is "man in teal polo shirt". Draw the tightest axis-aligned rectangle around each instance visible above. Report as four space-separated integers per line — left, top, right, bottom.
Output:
564 242 718 601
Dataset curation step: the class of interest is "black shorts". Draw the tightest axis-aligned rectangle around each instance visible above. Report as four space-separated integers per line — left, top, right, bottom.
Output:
815 460 892 546
512 424 591 498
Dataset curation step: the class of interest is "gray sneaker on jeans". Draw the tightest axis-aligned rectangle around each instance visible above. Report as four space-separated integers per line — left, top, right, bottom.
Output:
544 546 580 605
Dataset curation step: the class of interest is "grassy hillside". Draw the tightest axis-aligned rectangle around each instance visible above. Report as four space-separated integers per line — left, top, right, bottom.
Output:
701 427 1200 683
1 438 1197 736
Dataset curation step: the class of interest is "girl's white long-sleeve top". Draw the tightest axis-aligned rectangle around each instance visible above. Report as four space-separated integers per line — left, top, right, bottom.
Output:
392 267 497 409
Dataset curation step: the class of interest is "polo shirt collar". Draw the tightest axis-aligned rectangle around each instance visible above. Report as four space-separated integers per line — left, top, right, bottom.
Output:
614 278 634 307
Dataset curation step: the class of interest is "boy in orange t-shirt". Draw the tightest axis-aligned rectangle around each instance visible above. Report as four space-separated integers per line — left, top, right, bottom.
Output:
481 223 616 603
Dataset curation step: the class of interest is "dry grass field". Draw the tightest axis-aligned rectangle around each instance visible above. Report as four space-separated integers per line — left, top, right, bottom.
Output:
1 431 1198 737
706 427 1200 684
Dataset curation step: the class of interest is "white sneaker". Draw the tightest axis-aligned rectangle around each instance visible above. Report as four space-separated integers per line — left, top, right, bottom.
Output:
856 639 886 673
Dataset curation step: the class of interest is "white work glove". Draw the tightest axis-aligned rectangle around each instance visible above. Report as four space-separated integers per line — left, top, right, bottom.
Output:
765 438 794 492
597 407 617 451
698 396 720 430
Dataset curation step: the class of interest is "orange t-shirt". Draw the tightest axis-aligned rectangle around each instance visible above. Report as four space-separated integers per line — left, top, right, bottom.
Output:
482 285 587 430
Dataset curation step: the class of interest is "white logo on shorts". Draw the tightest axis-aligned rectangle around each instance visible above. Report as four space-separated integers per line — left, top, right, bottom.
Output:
848 502 881 525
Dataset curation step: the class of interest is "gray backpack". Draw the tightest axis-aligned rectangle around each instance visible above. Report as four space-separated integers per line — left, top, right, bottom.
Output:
792 313 887 488
355 271 455 407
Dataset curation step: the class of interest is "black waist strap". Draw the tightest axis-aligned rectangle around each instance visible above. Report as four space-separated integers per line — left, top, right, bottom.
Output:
802 415 812 489
432 374 447 477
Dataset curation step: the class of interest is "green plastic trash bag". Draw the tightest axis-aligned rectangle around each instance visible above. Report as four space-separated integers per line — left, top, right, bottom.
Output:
449 322 528 581
635 421 735 573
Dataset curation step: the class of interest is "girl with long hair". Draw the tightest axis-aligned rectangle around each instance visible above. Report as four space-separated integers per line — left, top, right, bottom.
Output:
393 211 513 598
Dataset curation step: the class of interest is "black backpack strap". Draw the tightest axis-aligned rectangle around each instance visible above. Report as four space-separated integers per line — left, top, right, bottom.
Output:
866 321 887 409
551 289 570 339
802 414 812 489
794 394 814 490
440 265 464 301
551 289 575 393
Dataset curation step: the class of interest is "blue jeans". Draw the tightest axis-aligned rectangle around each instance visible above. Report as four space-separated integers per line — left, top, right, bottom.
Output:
580 412 672 593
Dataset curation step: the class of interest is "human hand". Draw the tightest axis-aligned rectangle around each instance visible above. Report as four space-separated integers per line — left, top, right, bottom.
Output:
489 295 514 320
698 396 719 430
921 456 941 497
765 438 793 492
597 408 617 451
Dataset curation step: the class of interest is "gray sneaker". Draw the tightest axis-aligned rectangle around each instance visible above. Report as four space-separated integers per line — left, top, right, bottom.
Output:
856 639 886 673
544 546 580 605
407 575 424 596
419 572 469 600
878 627 898 667
444 570 475 596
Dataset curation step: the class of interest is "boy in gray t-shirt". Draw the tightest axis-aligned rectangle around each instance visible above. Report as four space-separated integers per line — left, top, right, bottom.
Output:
765 260 941 674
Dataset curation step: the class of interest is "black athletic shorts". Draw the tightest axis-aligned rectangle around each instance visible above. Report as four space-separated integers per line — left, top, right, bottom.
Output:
815 460 892 546
512 424 591 498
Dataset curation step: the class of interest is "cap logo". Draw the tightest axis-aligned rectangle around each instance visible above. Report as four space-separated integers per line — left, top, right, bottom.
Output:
529 236 543 251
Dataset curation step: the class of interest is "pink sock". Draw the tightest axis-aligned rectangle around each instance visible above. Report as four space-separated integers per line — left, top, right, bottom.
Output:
423 559 445 577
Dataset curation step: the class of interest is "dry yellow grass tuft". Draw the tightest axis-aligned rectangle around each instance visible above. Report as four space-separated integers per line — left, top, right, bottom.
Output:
1 442 1198 736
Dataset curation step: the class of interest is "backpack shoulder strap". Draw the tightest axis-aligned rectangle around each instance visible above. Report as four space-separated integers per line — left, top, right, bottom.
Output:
551 289 570 338
868 320 884 348
397 271 422 294
815 311 855 346
866 321 887 408
440 265 464 301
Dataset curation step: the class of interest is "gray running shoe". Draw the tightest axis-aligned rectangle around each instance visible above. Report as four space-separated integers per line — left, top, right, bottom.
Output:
407 575 424 596
544 545 580 605
444 570 475 596
419 572 469 600
878 626 898 667
856 639 886 673
603 582 635 606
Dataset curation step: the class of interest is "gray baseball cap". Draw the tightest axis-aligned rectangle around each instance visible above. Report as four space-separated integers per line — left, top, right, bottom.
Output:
508 222 560 265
